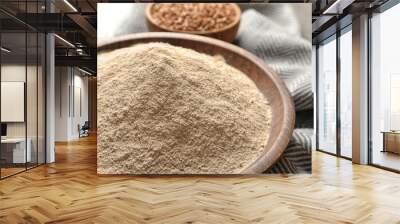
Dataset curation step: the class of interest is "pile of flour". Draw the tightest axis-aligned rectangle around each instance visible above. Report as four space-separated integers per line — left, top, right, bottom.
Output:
97 42 271 174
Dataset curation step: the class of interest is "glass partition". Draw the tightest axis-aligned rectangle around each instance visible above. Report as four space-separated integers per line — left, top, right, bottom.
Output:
1 31 28 177
0 2 46 179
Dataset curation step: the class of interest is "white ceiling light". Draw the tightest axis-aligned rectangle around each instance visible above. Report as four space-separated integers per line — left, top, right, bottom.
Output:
54 34 75 48
323 0 355 15
63 0 78 12
1 47 11 53
78 67 93 76
76 48 83 55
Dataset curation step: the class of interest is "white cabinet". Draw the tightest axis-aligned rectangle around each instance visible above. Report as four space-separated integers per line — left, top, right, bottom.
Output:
1 138 32 163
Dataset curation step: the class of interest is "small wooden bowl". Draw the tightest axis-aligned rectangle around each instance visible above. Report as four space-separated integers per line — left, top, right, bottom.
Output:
145 3 241 43
98 33 295 174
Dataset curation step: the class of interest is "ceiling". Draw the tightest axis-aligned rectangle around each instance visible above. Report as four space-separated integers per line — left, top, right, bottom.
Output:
0 0 100 74
1 32 45 63
311 0 392 43
1 0 395 73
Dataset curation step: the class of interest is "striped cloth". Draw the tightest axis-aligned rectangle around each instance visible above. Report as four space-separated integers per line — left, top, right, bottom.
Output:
98 3 313 174
236 7 312 173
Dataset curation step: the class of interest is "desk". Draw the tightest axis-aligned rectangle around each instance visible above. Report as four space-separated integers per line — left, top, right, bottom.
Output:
382 131 400 154
1 138 31 163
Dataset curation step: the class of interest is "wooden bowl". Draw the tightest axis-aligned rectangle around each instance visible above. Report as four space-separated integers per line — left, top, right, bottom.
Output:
98 32 295 174
145 3 241 43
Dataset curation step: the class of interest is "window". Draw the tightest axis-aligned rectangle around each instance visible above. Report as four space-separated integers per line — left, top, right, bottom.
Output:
316 25 353 159
370 2 400 171
339 28 352 158
317 36 337 154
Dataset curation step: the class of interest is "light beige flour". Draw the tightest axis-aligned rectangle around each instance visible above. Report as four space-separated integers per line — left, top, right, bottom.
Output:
97 42 271 174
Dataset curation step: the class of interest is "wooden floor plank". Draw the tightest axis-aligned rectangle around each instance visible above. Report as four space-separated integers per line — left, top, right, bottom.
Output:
0 135 400 223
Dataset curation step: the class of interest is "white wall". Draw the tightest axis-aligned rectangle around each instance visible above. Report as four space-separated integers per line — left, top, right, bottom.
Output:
70 73 89 138
55 66 70 141
76 73 89 122
1 64 26 81
55 67 89 141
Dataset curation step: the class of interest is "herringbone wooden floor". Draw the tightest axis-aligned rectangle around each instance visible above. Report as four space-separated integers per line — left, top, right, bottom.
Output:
1 135 400 224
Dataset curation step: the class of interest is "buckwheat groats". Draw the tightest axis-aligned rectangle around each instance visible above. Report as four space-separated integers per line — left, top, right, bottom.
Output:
150 3 237 32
